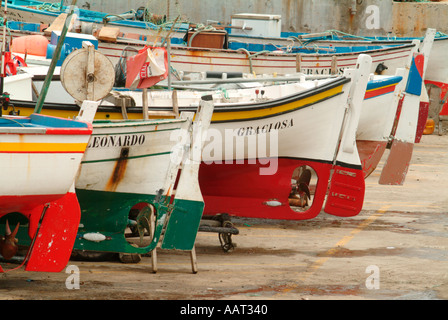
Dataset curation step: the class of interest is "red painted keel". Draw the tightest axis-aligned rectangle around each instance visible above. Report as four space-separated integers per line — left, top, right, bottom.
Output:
324 164 365 217
379 140 414 185
24 192 81 272
200 157 364 220
357 140 388 178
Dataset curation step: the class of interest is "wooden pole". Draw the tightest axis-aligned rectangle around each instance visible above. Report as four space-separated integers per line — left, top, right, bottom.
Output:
142 88 149 120
34 0 78 114
1 0 8 95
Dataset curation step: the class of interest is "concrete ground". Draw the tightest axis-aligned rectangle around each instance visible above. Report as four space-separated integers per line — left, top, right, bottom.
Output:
1 134 447 302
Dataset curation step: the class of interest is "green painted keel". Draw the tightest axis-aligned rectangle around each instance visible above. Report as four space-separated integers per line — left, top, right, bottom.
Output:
74 189 204 254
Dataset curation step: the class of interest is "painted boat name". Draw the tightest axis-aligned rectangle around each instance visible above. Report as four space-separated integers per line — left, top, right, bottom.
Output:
88 134 146 148
237 118 294 136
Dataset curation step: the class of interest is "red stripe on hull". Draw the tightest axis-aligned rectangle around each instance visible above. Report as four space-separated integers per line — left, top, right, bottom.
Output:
199 158 333 220
364 85 395 100
45 128 93 135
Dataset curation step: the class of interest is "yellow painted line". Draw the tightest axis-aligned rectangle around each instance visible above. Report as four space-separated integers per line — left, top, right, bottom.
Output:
11 85 344 123
275 205 391 297
10 107 152 121
0 142 88 153
365 83 397 93
210 85 343 122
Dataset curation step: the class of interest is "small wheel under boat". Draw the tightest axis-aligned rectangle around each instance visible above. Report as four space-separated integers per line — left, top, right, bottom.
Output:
71 250 117 262
118 243 142 264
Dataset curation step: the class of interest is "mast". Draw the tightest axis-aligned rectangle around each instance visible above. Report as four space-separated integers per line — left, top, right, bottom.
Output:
34 0 78 114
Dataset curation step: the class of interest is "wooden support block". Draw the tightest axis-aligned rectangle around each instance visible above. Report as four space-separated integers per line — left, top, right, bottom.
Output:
98 27 121 43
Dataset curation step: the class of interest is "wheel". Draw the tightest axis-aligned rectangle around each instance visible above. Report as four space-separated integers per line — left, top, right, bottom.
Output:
118 243 142 264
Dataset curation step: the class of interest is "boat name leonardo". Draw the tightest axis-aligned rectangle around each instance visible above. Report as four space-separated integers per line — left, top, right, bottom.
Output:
87 134 146 149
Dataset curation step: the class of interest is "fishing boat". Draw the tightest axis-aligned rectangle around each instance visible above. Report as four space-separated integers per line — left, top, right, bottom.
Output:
0 15 421 77
72 97 213 270
7 42 215 272
5 42 420 180
7 53 373 222
197 54 372 220
76 55 371 222
0 112 92 273
5 64 399 176
227 26 448 89
0 1 95 273
2 3 442 85
224 22 448 132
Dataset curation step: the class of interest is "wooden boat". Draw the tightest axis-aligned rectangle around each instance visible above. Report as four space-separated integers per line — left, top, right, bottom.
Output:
227 27 448 89
5 48 418 182
71 97 213 269
2 4 441 86
7 63 399 178
225 25 448 131
4 52 373 220
83 30 415 76
6 26 428 183
198 54 372 220
0 19 419 77
8 42 214 271
0 112 92 272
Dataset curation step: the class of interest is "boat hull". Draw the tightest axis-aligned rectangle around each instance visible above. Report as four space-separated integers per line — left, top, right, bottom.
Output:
0 113 92 272
74 117 206 253
199 158 334 220
196 77 366 220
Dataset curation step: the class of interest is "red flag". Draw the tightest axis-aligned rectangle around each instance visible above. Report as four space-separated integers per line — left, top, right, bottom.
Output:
125 46 168 89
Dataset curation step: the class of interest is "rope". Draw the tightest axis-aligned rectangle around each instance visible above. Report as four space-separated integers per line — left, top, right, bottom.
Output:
326 29 374 41
35 2 64 12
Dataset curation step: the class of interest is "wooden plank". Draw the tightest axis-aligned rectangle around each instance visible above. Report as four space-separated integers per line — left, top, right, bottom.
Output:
98 27 121 42
44 13 77 35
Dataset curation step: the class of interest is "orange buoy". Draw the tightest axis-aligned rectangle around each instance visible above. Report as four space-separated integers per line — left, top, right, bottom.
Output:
11 35 49 57
423 118 435 135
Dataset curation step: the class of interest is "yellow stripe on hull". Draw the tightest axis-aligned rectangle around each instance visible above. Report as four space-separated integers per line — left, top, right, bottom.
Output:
5 108 151 120
365 83 397 94
7 82 344 123
210 85 344 122
0 142 88 153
